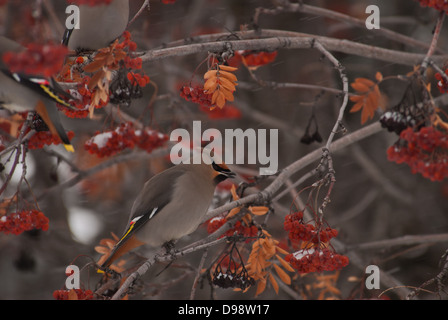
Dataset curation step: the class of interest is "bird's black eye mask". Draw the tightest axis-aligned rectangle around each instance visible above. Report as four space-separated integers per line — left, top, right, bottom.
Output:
212 161 232 174
212 161 235 184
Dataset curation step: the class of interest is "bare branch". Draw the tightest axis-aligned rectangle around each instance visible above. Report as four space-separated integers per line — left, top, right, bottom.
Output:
254 2 442 53
345 233 448 252
142 30 448 66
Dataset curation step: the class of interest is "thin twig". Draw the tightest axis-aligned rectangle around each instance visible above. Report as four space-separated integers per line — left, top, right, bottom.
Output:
141 33 447 67
421 11 445 70
127 0 150 27
190 248 208 300
254 2 442 53
345 233 448 252
0 116 33 197
312 40 349 150
35 146 172 201
350 144 413 204
110 236 228 300
204 122 384 222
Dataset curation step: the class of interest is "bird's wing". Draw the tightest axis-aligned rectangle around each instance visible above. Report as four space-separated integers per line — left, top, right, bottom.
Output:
61 28 73 47
129 167 181 222
0 69 75 109
99 167 181 269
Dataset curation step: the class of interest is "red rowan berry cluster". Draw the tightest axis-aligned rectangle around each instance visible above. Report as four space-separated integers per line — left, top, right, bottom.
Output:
240 50 278 67
66 0 112 6
230 50 278 68
416 0 448 13
2 43 68 77
17 114 75 149
59 77 106 119
119 31 141 67
53 289 93 300
435 68 448 94
283 207 348 273
162 0 176 4
180 85 214 108
84 122 168 158
59 31 146 114
127 72 150 88
284 210 338 244
285 248 349 274
387 126 448 181
199 104 242 120
207 216 226 234
27 131 75 150
207 216 258 241
0 210 49 235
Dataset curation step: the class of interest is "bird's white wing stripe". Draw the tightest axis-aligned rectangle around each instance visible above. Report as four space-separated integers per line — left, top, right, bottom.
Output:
12 73 21 82
130 216 143 224
149 207 158 220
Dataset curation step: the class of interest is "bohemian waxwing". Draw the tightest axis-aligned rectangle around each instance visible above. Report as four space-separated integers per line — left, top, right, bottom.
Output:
62 0 130 51
98 159 235 270
0 36 75 152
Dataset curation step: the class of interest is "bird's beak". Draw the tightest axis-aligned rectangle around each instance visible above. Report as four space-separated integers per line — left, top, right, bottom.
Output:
226 171 236 179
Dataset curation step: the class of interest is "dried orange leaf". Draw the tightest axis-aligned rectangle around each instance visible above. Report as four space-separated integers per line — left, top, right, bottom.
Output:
111 232 119 241
262 229 272 237
68 289 78 300
275 246 289 256
255 279 267 296
204 78 218 92
252 240 260 249
99 238 116 248
273 264 291 285
241 214 252 226
261 242 275 257
83 59 106 73
368 90 379 109
349 100 364 113
218 70 238 82
350 84 382 125
355 77 375 87
226 207 240 219
276 254 295 272
327 286 342 295
268 272 279 294
250 206 269 216
218 77 237 92
434 114 448 131
349 94 364 103
88 69 107 90
230 184 239 200
375 71 383 82
362 93 377 124
219 65 238 72
94 246 110 254
221 88 235 102
351 81 371 93
211 90 220 105
215 91 226 108
204 69 218 80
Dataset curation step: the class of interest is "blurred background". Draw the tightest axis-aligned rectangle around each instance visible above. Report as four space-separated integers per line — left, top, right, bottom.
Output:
0 0 447 299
